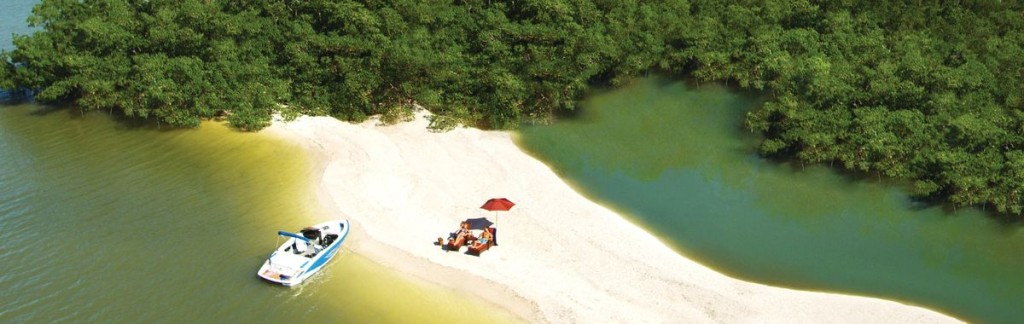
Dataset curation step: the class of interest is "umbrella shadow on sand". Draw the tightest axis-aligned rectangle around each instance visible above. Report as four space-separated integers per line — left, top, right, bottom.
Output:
464 217 494 230
433 217 493 246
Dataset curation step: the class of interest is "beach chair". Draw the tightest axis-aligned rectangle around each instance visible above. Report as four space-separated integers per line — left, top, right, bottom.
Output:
445 232 474 252
467 228 495 256
442 221 475 252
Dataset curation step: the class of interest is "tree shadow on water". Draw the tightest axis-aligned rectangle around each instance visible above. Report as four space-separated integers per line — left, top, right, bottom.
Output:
0 89 33 105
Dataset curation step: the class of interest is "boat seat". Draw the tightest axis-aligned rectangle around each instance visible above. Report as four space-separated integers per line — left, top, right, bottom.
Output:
323 234 338 246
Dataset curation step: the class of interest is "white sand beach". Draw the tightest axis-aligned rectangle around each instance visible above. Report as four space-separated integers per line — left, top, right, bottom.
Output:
265 111 960 323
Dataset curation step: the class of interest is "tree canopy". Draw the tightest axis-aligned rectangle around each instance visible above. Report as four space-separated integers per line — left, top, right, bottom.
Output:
3 0 1024 217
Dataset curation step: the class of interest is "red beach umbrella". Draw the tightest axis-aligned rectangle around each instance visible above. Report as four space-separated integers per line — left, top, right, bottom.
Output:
481 198 514 245
480 198 515 212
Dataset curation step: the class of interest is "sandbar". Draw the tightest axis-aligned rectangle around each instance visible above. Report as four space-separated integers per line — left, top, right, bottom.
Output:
265 111 959 323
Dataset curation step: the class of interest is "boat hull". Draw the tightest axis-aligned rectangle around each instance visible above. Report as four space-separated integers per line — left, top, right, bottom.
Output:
258 219 349 286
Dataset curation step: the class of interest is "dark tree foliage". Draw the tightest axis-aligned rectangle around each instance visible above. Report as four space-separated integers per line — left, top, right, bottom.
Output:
2 0 1024 216
693 0 1024 216
1 0 681 129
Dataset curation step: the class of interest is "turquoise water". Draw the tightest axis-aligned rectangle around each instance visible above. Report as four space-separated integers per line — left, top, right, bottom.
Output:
516 79 1024 322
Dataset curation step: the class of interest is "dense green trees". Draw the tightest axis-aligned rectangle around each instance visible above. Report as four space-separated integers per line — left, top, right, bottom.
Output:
3 0 1024 217
0 0 290 128
714 1 1024 215
0 0 688 129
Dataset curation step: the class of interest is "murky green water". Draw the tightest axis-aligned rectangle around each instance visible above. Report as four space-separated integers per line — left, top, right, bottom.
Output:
0 105 517 323
516 79 1024 323
6 1 1022 321
2 3 516 322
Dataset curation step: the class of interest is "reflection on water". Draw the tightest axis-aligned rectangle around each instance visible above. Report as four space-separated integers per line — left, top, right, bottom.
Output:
0 105 517 323
516 78 1024 322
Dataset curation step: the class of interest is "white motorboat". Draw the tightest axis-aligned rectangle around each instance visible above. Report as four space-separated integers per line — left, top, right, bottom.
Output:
257 219 349 286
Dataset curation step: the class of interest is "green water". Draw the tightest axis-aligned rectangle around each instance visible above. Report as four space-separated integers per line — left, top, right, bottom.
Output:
3 3 516 321
516 78 1024 323
0 105 517 322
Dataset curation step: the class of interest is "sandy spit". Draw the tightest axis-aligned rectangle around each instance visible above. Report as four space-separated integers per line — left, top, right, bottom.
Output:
264 112 960 323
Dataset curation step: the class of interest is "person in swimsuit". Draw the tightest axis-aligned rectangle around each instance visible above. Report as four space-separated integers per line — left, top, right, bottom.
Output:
470 227 493 251
455 221 472 241
445 221 474 250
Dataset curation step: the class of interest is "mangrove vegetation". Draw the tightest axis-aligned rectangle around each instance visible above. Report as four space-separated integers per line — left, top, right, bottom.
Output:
2 0 1024 216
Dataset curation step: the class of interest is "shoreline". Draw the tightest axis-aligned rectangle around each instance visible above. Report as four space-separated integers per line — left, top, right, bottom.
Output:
264 111 960 323
263 115 543 322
